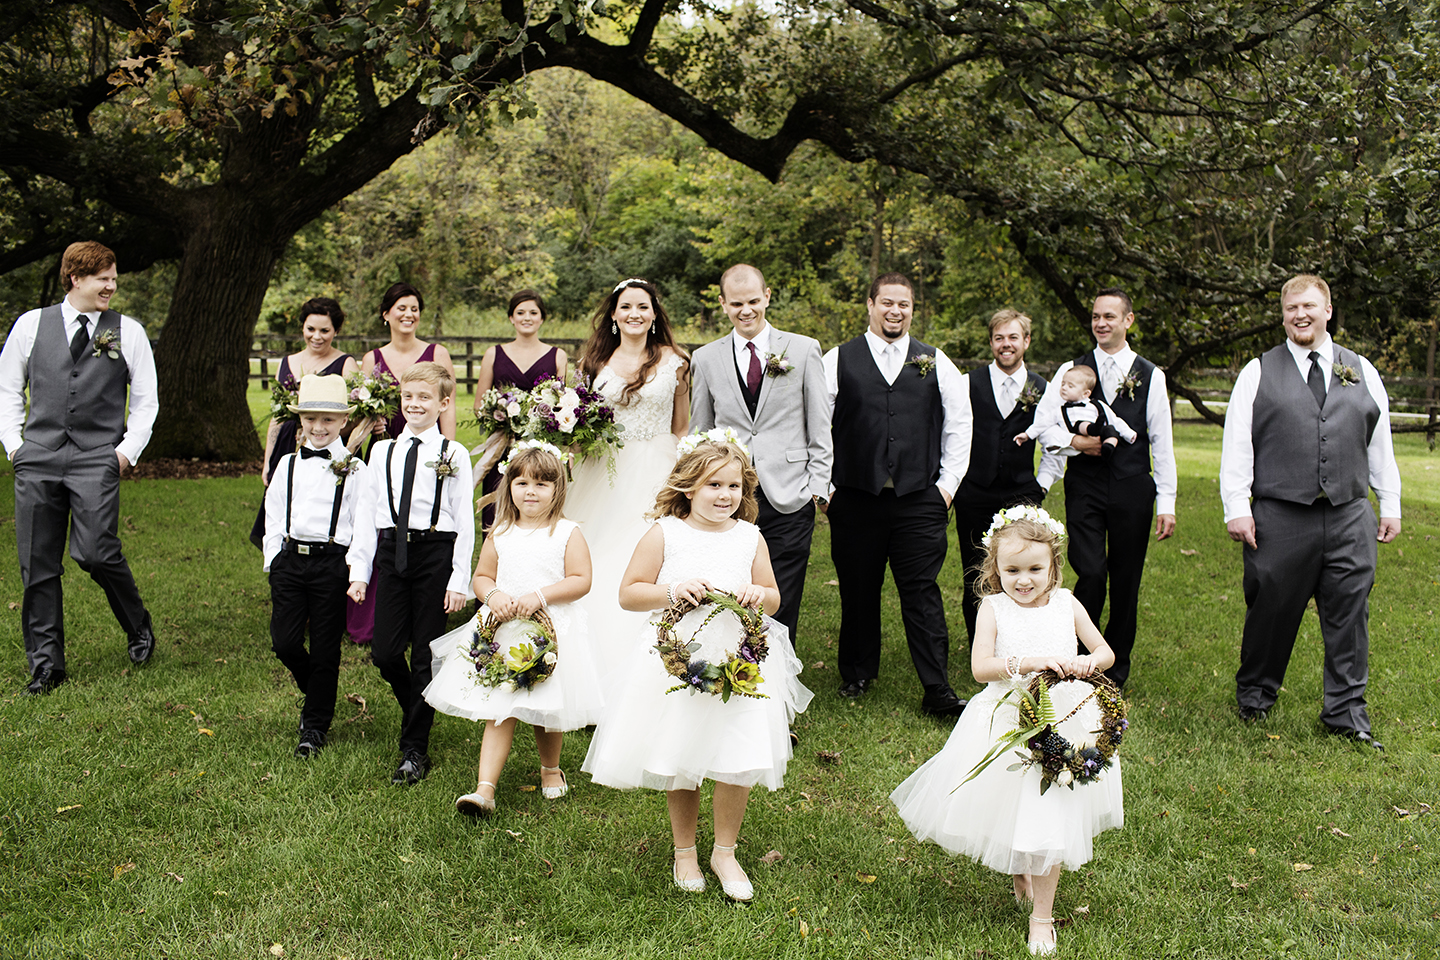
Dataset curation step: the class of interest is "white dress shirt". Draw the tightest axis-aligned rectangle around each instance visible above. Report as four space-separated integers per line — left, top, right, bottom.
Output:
348 422 477 596
823 330 972 498
732 324 772 382
987 362 1026 418
986 361 1065 486
1219 335 1401 521
0 295 159 463
262 436 370 570
1033 345 1178 515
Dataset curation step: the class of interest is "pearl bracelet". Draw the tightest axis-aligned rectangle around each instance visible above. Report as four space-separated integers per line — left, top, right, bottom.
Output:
1004 656 1020 680
482 588 499 607
534 587 548 609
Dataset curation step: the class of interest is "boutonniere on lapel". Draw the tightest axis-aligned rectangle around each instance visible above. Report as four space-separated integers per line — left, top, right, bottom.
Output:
1332 362 1360 387
426 447 461 480
764 350 793 378
91 328 121 359
907 354 937 379
1117 370 1143 400
1016 381 1043 412
329 454 362 486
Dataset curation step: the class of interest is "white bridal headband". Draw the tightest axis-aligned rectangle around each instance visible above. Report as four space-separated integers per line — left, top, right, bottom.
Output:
612 277 648 293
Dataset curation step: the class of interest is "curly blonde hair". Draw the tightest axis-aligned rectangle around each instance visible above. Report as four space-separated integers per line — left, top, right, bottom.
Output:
490 446 568 536
649 441 759 523
973 518 1065 601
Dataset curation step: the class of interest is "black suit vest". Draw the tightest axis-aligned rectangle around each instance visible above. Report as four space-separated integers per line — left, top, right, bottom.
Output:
1067 352 1154 481
960 366 1047 495
831 336 943 497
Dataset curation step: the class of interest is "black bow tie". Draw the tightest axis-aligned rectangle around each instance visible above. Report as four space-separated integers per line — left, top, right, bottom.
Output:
300 447 332 461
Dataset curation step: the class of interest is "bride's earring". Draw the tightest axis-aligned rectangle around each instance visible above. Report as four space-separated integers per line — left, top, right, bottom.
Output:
611 320 618 335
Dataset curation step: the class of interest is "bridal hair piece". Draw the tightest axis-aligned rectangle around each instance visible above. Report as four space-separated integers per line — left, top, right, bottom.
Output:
613 277 648 293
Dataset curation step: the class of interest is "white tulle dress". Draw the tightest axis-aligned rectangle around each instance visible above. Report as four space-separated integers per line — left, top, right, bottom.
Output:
424 520 604 732
582 517 814 791
565 354 684 677
890 588 1124 875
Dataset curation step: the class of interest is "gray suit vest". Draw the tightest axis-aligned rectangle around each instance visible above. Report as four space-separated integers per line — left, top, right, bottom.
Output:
23 303 129 451
1252 343 1378 506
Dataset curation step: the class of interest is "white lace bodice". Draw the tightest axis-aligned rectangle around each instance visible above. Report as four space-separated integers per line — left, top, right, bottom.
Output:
594 353 684 442
492 520 577 599
655 516 759 592
986 588 1077 663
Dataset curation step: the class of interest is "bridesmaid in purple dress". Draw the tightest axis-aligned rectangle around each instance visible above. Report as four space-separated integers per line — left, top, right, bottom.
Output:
473 290 569 532
250 297 359 549
347 282 459 643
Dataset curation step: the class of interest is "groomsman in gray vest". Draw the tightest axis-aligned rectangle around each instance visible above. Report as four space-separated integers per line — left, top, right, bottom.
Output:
824 273 972 717
1220 275 1400 749
0 241 159 694
690 264 832 639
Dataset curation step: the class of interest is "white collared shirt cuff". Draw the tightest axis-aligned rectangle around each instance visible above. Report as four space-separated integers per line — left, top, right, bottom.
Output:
937 474 960 499
1222 500 1253 523
1377 496 1401 519
1156 496 1177 516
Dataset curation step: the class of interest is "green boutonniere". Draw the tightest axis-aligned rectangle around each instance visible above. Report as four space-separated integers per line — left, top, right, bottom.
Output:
91 328 121 360
908 354 937 378
1332 363 1360 387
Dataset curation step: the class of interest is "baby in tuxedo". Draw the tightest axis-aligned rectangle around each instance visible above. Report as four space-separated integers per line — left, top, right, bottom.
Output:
1014 365 1136 456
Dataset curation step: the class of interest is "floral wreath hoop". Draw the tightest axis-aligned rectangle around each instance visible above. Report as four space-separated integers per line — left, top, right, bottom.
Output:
654 590 770 702
468 608 558 690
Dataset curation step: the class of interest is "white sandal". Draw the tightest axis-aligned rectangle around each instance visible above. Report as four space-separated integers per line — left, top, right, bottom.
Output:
455 781 497 818
672 845 705 893
710 842 754 902
1028 915 1056 956
539 765 569 800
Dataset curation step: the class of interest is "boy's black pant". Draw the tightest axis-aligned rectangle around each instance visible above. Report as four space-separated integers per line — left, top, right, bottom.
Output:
371 536 454 756
269 548 349 733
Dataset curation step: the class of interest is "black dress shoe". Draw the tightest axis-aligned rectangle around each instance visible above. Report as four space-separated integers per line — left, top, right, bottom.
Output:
295 728 327 759
128 616 156 665
921 693 968 718
1238 705 1269 723
391 750 432 785
1324 724 1384 751
25 667 67 695
837 679 872 698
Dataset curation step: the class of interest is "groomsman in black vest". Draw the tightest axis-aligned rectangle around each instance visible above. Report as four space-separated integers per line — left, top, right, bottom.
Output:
824 273 971 717
1033 288 1176 688
1220 275 1400 749
0 241 159 694
954 309 1057 643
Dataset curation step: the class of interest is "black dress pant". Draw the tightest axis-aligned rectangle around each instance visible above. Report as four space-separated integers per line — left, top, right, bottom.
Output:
1064 469 1155 687
830 485 953 696
953 480 1046 644
371 538 454 755
269 550 349 733
756 489 816 641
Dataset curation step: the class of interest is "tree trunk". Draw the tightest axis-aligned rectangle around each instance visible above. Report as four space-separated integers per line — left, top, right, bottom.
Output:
148 205 281 460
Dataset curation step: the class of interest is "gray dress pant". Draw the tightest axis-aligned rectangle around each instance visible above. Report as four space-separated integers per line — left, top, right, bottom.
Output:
14 440 149 673
1237 496 1377 732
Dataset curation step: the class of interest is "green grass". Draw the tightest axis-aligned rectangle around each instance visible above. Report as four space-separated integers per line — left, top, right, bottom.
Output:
1 421 1437 959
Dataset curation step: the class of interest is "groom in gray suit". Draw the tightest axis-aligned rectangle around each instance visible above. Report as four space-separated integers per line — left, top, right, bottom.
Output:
690 264 832 638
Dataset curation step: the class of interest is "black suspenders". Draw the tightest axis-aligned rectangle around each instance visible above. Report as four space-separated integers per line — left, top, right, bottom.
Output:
386 436 450 533
285 453 349 545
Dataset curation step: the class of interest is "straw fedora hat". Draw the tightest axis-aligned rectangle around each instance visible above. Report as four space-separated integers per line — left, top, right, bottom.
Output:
288 374 355 416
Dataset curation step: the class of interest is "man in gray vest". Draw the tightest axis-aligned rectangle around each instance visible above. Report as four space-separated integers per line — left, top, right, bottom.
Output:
0 241 160 694
1220 274 1400 749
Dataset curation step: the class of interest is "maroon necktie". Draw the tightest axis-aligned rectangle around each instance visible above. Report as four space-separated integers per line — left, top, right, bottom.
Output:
746 342 762 396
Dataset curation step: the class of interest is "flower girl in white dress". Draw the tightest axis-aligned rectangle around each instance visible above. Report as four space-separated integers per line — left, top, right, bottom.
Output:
890 510 1123 955
582 436 813 901
425 442 601 816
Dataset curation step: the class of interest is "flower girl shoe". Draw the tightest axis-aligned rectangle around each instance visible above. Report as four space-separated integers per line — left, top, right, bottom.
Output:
672 845 706 893
1027 915 1056 956
710 843 754 902
539 765 569 800
455 782 497 818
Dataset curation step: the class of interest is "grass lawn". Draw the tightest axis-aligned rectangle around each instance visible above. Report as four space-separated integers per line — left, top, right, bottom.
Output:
1 412 1437 959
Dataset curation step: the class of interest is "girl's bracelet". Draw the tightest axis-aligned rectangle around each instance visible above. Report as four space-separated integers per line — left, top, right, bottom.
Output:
1004 656 1020 680
482 588 499 607
534 587 548 610
666 583 677 607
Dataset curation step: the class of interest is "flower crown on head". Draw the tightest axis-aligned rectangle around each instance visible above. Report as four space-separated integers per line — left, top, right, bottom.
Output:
497 439 572 475
980 505 1067 548
612 277 648 293
675 426 752 460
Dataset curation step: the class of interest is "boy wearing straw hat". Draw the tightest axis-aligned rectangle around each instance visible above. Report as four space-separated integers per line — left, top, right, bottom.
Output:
263 374 370 758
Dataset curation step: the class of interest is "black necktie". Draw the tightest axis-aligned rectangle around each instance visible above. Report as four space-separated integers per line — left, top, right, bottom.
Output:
70 317 91 362
394 436 421 575
300 447 332 461
1306 351 1327 409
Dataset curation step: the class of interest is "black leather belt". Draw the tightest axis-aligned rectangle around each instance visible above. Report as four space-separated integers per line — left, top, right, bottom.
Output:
283 539 348 556
379 528 458 543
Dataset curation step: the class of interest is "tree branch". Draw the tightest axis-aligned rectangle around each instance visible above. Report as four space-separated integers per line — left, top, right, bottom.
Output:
629 0 669 55
1166 378 1227 426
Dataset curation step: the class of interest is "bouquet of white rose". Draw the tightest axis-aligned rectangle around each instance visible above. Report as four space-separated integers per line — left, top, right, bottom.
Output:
521 376 625 480
343 370 402 453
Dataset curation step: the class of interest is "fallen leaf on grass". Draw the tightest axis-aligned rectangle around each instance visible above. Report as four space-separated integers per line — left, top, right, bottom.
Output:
816 750 841 765
1328 826 1352 838
823 580 838 586
197 728 214 736
760 850 784 865
519 784 537 792
856 872 876 883
165 872 184 882
1180 549 1198 556
213 658 226 664
798 920 809 938
269 945 285 958
1393 806 1411 818
505 829 524 841
1266 734 1280 740
56 804 82 813
113 863 136 879
1293 863 1313 872
1228 877 1250 889
7 602 17 610
398 856 413 864
1073 905 1090 915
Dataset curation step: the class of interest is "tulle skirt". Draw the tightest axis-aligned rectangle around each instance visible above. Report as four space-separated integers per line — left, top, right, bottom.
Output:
889 679 1124 876
565 433 678 679
582 614 814 792
423 601 604 733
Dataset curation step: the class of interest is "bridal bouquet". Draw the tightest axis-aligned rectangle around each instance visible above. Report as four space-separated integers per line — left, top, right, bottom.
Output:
523 377 626 479
343 370 402 453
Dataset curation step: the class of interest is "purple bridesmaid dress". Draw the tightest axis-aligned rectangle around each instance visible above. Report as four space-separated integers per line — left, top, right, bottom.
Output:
481 345 561 531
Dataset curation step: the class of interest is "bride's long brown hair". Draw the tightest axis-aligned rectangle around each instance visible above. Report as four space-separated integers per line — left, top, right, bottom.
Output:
576 278 686 405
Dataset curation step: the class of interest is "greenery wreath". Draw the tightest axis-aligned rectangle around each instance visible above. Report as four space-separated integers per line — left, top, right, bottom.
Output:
468 608 558 691
961 670 1128 795
654 590 770 702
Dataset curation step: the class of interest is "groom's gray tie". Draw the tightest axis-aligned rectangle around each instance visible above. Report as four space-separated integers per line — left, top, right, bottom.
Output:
999 375 1018 417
